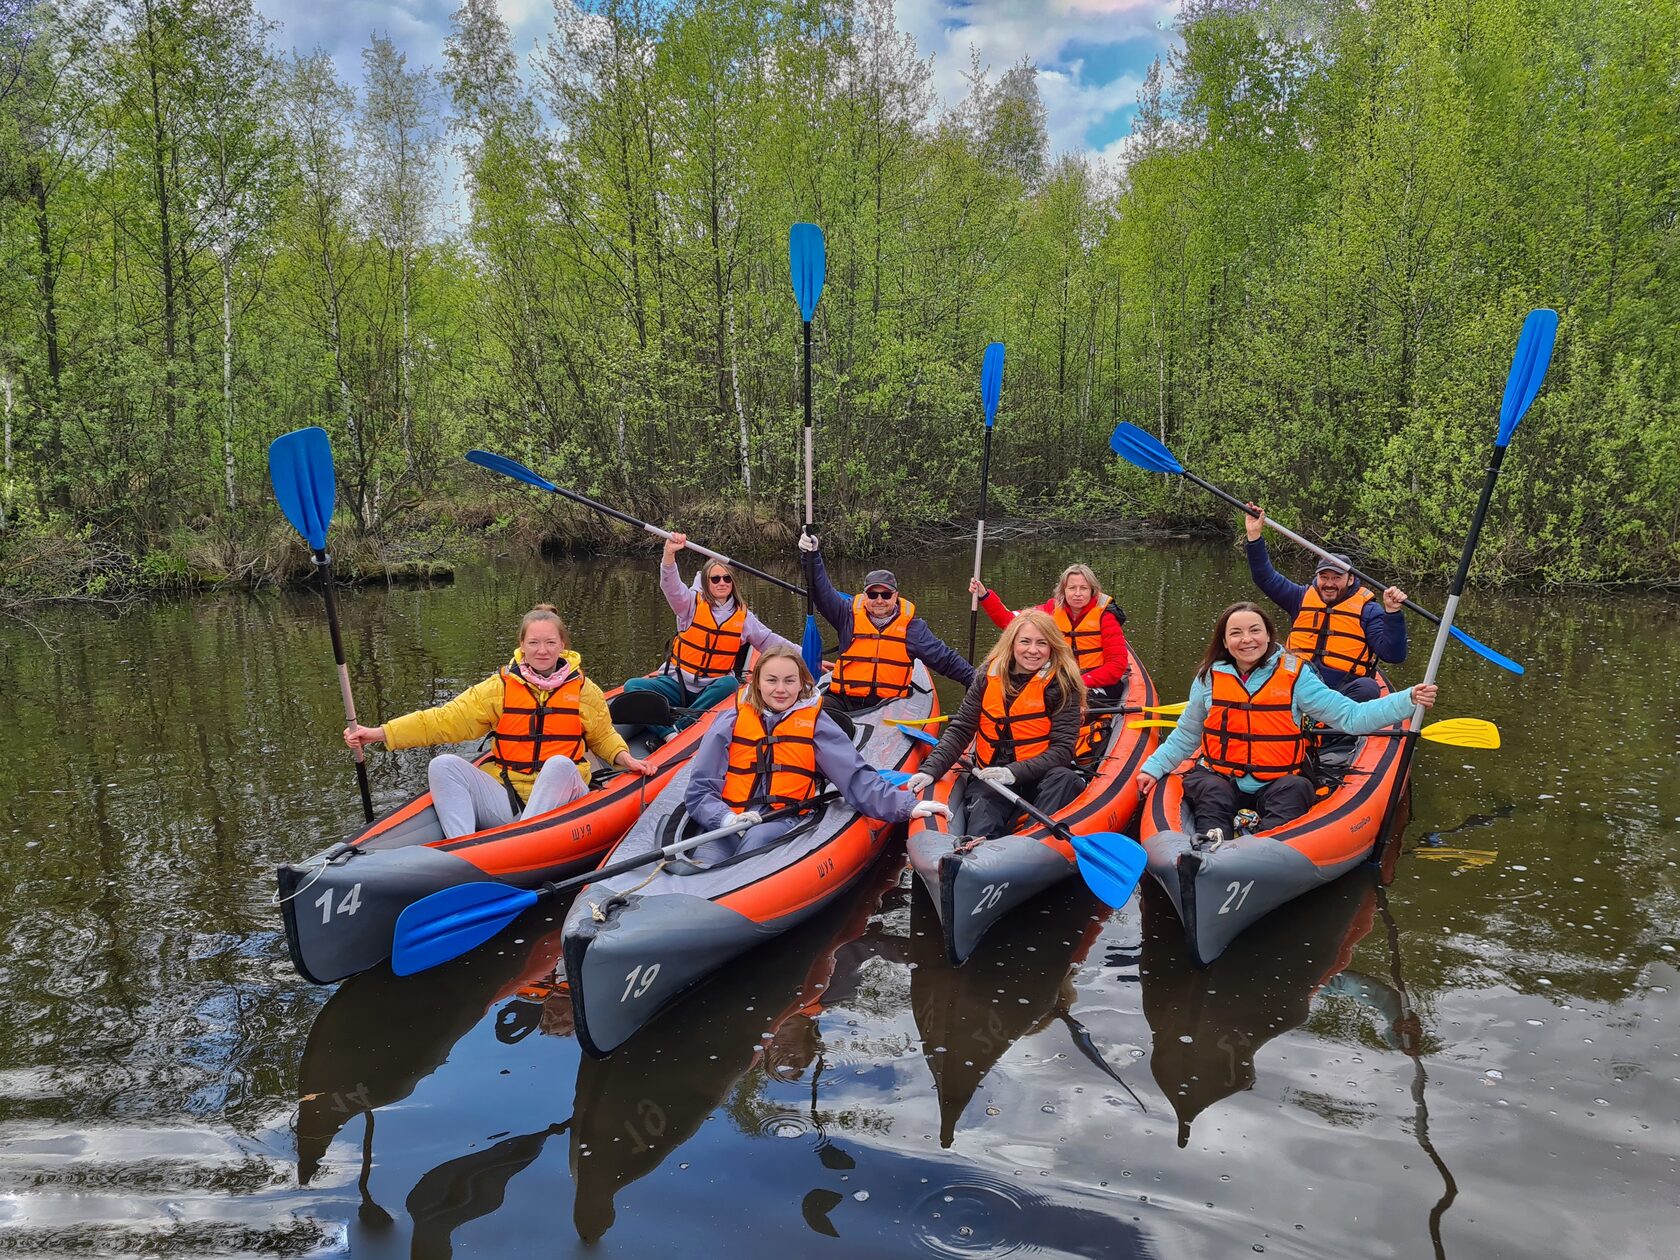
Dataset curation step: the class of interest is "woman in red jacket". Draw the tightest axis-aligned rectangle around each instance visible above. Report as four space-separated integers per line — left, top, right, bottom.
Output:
969 563 1128 703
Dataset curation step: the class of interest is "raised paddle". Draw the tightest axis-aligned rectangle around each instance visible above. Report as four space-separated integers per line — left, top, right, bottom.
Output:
1124 716 1500 748
970 774 1148 910
790 222 827 676
1108 422 1523 676
465 450 806 598
1375 309 1557 862
888 699 1185 728
967 342 1006 663
269 426 375 822
391 790 844 975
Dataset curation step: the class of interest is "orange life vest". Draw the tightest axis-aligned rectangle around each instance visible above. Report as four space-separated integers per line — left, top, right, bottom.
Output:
1287 585 1377 678
721 700 824 813
491 667 587 780
668 598 747 681
1055 594 1114 674
833 594 917 701
975 668 1056 767
1200 655 1308 781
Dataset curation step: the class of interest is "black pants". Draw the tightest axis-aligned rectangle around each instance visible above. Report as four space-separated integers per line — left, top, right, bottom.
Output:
966 767 1085 839
1181 764 1316 837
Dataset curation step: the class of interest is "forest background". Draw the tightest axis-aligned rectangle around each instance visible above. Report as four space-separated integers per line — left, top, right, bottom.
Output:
1 0 1676 609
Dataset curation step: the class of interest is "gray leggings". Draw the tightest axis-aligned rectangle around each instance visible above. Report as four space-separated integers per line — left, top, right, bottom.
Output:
427 753 589 839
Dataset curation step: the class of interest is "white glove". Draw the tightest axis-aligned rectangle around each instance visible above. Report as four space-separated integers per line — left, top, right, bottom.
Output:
797 532 820 553
731 810 763 828
910 800 951 820
905 772 933 793
973 766 1014 786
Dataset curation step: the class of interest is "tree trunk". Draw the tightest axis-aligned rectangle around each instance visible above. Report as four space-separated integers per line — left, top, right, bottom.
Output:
221 249 236 511
30 163 61 472
400 247 415 477
142 0 179 469
727 286 751 496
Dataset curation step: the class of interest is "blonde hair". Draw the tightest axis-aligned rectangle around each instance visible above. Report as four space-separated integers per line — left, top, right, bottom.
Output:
982 608 1086 710
519 604 570 646
743 644 815 713
700 559 748 611
1052 563 1104 611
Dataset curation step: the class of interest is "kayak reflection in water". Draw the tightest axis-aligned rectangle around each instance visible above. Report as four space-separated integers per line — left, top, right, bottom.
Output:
341 604 653 838
1135 602 1436 842
905 611 1087 839
683 646 948 863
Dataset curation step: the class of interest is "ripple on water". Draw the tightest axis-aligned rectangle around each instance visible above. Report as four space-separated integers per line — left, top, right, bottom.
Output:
911 1175 1033 1258
754 1112 817 1141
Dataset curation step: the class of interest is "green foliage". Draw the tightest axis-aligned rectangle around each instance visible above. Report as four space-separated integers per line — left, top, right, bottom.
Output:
0 0 1675 594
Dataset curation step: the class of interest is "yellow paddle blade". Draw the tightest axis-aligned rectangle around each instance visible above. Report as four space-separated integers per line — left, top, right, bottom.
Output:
1414 846 1499 869
1420 717 1501 749
886 715 946 728
1140 701 1186 716
1126 719 1179 730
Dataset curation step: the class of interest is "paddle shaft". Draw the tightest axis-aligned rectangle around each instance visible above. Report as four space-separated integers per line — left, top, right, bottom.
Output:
1375 443 1509 860
545 789 843 898
540 474 804 597
970 774 1075 847
1185 470 1457 632
314 549 374 822
801 318 815 617
967 422 994 663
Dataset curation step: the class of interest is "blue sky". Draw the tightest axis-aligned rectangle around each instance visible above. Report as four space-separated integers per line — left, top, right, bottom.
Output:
252 0 1183 164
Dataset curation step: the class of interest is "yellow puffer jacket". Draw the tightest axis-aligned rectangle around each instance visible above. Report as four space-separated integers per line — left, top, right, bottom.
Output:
381 650 628 802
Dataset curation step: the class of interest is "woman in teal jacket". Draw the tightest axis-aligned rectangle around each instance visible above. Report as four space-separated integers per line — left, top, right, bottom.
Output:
1136 602 1438 839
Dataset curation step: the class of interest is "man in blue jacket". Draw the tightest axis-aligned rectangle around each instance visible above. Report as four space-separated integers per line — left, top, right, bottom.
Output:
1244 505 1407 701
797 534 975 711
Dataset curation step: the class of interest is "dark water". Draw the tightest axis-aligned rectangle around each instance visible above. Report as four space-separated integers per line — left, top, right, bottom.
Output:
0 536 1675 1258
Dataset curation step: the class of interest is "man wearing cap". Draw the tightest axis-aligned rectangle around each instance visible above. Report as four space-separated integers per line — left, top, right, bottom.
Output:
1244 505 1407 701
797 534 976 711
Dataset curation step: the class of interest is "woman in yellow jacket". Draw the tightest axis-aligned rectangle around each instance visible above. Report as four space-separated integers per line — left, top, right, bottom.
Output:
342 605 652 838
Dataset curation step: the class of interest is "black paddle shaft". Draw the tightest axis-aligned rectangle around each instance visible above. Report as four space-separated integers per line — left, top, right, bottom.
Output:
967 423 995 664
1186 471 1450 630
971 774 1074 846
314 550 375 822
801 318 815 617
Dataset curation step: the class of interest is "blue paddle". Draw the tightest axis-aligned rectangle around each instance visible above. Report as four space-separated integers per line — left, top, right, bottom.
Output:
268 427 374 821
465 450 807 598
971 774 1147 908
1375 308 1558 859
790 222 827 676
1108 422 1524 676
967 342 1006 663
391 790 844 976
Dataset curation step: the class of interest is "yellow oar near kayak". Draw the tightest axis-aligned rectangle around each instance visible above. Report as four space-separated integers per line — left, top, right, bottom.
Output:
1125 716 1500 749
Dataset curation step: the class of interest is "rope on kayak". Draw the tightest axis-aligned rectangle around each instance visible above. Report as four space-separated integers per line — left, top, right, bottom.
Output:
588 861 667 922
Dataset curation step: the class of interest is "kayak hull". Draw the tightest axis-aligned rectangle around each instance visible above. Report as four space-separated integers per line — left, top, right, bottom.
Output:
278 673 713 984
906 655 1158 964
1140 674 1406 967
561 663 936 1057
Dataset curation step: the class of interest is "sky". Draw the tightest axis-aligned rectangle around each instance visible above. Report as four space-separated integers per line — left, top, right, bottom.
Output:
251 0 1184 200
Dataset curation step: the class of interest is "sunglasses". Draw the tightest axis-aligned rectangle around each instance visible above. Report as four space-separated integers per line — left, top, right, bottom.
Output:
708 574 734 586
864 588 895 599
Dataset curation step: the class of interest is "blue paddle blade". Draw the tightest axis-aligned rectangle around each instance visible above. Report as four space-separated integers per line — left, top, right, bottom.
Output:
1496 308 1559 447
789 222 826 322
1108 422 1184 476
1449 624 1524 675
896 723 939 746
268 427 335 552
1070 831 1148 909
877 768 911 786
466 448 560 493
801 614 824 676
981 342 1005 427
391 880 539 976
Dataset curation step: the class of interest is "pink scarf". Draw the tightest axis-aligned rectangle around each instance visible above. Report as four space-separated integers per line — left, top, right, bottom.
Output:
519 662 573 693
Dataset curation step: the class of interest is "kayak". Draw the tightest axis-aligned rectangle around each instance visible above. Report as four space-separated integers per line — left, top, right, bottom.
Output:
1142 867 1381 1146
1138 673 1406 967
560 661 936 1058
911 882 1133 1147
276 674 719 985
568 854 903 1239
905 655 1159 964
